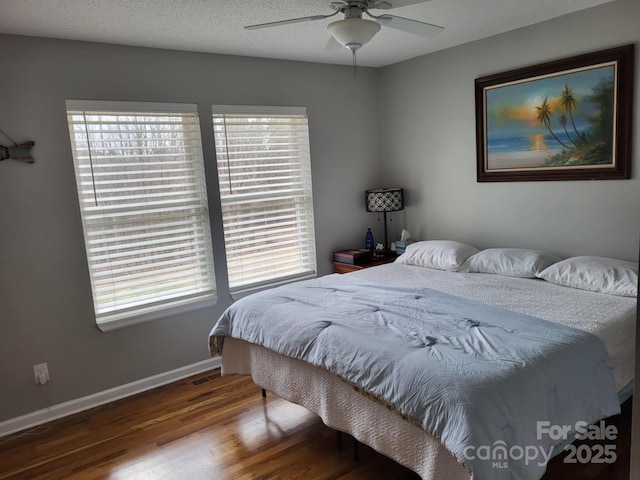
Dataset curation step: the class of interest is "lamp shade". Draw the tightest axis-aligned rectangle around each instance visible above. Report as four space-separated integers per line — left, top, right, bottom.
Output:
327 18 381 50
365 188 404 212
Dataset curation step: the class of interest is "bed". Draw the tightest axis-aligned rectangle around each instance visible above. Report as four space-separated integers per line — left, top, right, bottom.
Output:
209 242 636 480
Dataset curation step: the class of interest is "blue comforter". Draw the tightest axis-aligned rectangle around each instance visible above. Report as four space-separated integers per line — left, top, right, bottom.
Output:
209 273 620 480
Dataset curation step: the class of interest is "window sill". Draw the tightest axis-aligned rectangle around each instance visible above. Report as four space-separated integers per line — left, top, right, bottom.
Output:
96 294 218 332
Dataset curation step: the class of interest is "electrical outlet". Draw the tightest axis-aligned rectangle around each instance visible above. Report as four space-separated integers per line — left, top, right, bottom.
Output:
33 363 50 385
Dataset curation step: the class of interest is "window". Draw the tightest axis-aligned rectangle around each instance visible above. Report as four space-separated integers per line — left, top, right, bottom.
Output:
66 100 216 330
212 106 316 292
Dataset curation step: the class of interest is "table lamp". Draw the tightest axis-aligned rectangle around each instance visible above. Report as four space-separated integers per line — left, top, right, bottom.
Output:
365 187 404 253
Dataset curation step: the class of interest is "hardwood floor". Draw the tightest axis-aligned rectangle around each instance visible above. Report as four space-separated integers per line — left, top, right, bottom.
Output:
0 369 631 479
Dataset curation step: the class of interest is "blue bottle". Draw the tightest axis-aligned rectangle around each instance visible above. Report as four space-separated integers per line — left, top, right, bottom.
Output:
365 228 374 250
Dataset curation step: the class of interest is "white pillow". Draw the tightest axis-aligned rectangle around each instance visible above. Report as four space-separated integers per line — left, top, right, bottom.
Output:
395 240 479 271
536 256 638 297
464 248 561 278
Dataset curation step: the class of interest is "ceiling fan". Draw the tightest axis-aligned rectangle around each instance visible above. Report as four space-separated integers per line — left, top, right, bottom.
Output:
245 0 444 55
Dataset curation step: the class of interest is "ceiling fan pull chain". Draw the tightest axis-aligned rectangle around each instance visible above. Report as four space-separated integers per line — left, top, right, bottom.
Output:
352 49 357 80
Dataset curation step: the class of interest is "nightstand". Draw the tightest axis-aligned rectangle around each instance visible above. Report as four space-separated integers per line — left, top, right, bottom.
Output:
332 255 397 274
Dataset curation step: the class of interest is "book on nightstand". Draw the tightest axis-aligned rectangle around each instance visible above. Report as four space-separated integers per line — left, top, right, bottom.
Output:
332 249 372 265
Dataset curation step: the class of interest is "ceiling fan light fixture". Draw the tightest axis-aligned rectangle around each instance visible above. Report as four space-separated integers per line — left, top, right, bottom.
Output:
327 17 381 51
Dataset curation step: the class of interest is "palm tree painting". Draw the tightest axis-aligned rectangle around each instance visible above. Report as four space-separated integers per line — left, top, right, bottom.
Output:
482 64 616 171
476 44 633 181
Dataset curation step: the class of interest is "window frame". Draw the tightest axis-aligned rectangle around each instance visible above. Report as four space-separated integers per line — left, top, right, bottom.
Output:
66 100 217 331
212 105 317 294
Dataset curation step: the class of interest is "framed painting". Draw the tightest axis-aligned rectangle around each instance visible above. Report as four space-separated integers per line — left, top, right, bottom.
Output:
475 44 634 182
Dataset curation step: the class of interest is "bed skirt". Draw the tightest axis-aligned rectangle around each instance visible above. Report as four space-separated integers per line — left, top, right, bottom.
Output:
221 337 471 480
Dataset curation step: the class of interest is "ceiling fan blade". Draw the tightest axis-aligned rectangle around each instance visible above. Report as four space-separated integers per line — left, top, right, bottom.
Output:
369 0 432 10
375 14 443 38
245 13 335 30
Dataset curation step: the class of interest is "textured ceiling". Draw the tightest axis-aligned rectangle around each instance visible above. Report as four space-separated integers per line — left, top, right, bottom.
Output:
0 0 613 67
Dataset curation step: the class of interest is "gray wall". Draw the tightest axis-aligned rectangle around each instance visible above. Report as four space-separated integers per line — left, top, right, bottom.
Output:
0 35 381 422
633 281 640 480
379 0 640 262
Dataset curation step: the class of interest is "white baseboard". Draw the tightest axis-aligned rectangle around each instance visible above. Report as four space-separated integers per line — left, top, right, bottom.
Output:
0 357 221 438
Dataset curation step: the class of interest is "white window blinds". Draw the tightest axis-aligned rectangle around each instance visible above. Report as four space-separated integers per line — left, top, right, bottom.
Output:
212 106 317 292
66 100 216 327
